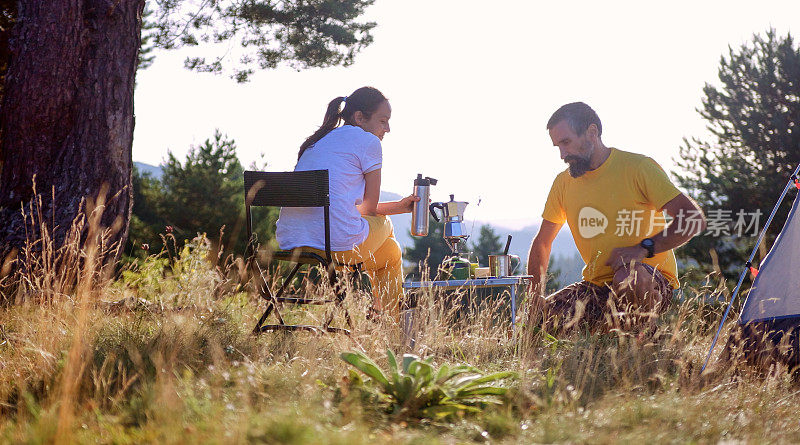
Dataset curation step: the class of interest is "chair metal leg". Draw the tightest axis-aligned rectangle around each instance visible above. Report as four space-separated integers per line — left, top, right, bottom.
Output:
248 249 355 336
250 257 286 332
253 302 275 334
256 324 323 334
343 306 354 330
322 264 344 330
322 265 360 331
322 306 352 332
320 266 339 328
273 263 302 300
342 267 360 329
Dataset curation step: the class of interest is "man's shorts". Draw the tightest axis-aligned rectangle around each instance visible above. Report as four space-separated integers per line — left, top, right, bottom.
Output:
539 264 674 333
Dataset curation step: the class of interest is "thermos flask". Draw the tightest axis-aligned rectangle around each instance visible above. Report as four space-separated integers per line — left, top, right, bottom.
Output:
411 174 437 236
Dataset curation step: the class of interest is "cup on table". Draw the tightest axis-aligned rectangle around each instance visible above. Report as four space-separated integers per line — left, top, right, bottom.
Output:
474 267 490 278
469 261 479 278
488 254 520 277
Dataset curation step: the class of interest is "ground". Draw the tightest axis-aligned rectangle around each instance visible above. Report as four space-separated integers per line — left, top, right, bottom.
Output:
2 236 800 444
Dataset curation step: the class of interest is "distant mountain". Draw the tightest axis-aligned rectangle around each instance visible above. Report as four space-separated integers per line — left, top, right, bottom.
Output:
134 161 163 179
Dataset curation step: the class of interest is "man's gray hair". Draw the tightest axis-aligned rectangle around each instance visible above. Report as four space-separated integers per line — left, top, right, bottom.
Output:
546 102 602 137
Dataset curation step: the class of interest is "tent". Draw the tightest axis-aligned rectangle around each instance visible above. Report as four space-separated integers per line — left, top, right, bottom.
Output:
703 163 800 372
736 191 800 369
739 192 800 324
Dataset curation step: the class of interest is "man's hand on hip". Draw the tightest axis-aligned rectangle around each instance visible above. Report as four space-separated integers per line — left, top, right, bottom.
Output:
605 245 647 271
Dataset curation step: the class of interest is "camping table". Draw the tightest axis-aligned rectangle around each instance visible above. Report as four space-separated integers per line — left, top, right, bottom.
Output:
402 276 533 333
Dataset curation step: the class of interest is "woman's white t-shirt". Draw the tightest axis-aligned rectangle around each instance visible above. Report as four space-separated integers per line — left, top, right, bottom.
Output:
276 125 382 251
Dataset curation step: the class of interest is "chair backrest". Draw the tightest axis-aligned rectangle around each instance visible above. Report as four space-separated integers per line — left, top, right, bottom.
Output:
243 170 332 260
244 170 330 207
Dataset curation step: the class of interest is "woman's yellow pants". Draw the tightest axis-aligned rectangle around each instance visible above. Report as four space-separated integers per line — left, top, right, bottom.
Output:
306 215 404 318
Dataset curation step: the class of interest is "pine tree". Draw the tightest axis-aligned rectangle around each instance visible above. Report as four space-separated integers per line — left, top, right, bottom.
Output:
127 130 277 258
470 224 503 266
126 165 165 257
674 29 800 282
160 130 244 245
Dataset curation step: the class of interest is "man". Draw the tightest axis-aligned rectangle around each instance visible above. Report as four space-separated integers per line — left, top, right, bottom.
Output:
527 102 706 332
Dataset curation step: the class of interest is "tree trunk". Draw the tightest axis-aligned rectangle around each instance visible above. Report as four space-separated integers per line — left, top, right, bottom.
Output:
0 0 144 263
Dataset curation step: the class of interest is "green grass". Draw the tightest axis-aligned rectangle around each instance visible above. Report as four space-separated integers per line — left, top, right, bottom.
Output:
3 234 800 444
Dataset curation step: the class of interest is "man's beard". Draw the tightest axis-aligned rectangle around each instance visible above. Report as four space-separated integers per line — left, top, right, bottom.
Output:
565 156 592 178
565 140 594 178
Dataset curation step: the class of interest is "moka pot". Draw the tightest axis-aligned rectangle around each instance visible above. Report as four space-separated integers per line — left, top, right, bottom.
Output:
429 194 469 254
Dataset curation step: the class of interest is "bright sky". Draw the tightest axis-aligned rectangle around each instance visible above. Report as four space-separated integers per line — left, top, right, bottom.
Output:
132 0 800 230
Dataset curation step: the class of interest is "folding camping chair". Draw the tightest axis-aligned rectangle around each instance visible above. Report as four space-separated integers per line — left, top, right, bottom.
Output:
244 169 357 335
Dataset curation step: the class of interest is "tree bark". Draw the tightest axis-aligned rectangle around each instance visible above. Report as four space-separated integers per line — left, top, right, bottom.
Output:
0 0 144 262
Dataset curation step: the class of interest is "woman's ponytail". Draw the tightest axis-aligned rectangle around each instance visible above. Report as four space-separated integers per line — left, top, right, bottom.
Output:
297 87 387 162
298 96 346 161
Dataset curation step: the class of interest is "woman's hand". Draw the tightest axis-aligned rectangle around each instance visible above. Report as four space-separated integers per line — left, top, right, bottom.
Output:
398 194 421 213
376 194 422 215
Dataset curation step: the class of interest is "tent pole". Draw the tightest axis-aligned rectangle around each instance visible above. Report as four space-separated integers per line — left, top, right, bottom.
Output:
701 162 800 373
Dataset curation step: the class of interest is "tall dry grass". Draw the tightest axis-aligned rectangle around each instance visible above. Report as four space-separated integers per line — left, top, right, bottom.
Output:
2 209 800 442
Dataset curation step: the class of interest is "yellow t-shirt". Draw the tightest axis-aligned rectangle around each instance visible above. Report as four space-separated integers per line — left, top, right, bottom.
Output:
542 148 681 289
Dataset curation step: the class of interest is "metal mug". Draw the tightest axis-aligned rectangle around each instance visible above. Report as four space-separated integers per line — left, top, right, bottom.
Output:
488 254 520 277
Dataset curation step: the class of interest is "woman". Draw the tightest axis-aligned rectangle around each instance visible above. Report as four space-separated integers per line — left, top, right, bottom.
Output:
276 86 417 320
